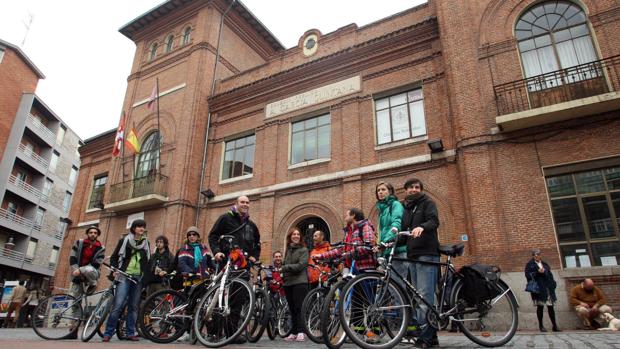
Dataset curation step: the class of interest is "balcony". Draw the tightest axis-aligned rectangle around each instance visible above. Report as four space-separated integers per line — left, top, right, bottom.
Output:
494 55 620 131
106 174 169 212
0 208 34 235
7 174 43 204
17 142 49 172
0 248 25 268
26 114 56 145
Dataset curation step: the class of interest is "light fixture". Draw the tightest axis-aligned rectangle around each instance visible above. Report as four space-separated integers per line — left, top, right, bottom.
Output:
201 188 215 199
59 217 73 224
427 139 444 153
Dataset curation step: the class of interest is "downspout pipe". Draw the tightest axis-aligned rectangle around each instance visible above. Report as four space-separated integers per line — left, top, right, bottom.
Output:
195 0 236 226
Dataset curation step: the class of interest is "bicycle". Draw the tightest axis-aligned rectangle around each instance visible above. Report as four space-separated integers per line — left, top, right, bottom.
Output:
338 232 519 348
245 261 272 342
262 265 291 340
31 262 137 342
192 234 255 348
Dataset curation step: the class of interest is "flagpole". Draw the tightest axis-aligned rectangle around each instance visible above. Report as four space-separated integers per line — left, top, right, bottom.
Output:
156 77 161 174
120 111 126 180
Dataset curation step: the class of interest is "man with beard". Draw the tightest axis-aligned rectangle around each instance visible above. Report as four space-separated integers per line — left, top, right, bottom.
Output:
401 178 440 349
69 226 106 294
307 230 330 289
570 278 613 329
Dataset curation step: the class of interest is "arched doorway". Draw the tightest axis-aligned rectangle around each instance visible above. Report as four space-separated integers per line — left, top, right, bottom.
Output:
296 216 331 250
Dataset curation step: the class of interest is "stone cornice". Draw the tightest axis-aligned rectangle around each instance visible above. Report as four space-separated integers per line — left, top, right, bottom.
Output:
208 17 439 114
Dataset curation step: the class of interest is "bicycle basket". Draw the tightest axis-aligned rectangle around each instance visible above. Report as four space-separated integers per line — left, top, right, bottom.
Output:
460 263 502 305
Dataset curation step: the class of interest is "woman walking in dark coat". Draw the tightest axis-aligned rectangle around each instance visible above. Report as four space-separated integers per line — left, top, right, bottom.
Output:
525 249 561 332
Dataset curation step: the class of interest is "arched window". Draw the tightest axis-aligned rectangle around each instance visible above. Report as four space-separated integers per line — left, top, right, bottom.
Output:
149 42 158 61
165 34 174 53
182 27 192 45
515 1 598 89
135 131 161 178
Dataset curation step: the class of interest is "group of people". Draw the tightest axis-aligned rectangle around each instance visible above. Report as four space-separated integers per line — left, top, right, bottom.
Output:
2 279 42 328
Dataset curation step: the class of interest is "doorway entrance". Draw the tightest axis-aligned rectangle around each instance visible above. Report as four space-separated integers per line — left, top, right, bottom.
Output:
295 216 331 250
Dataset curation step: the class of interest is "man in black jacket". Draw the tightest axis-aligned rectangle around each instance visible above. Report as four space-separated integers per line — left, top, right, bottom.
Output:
401 178 440 349
208 195 260 344
102 219 150 342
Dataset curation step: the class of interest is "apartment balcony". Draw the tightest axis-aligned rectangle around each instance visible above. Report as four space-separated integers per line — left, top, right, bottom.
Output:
0 248 25 269
7 174 43 204
26 114 56 146
494 55 620 132
16 142 49 174
0 208 35 236
106 174 169 212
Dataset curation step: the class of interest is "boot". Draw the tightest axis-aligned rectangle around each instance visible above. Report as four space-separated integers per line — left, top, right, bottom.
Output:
537 306 547 332
548 306 561 332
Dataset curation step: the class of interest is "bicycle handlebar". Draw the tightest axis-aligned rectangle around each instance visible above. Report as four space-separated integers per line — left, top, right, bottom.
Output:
102 262 139 284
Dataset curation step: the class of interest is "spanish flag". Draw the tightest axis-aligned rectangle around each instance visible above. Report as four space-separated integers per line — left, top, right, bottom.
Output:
125 128 141 154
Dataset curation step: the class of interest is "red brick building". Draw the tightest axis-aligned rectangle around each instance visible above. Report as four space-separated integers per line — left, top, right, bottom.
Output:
57 0 620 328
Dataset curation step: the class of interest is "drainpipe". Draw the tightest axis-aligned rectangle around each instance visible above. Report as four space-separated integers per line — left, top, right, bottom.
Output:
195 0 236 226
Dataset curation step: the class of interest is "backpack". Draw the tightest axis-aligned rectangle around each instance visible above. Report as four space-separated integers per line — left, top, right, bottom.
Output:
460 264 502 305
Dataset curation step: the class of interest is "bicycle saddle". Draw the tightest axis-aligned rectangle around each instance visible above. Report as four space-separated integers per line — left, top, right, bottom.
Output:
438 243 465 257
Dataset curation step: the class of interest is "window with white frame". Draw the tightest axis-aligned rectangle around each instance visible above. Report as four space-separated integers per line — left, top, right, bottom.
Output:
43 179 53 199
291 114 331 165
63 191 72 212
26 238 38 262
222 134 255 180
375 88 426 145
69 166 78 187
34 207 45 229
49 246 59 266
88 174 107 209
50 151 60 172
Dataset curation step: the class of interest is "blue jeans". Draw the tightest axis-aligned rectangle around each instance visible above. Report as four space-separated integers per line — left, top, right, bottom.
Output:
104 276 142 337
408 255 439 343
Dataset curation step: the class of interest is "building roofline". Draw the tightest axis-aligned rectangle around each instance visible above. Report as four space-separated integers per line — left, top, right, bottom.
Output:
30 93 84 144
0 38 45 79
83 128 116 144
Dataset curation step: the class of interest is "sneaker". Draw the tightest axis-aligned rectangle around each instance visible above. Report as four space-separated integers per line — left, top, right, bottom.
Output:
284 334 297 341
296 333 306 342
365 330 380 344
102 335 111 342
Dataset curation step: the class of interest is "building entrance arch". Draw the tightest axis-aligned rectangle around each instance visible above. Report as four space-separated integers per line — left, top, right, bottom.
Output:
296 216 331 250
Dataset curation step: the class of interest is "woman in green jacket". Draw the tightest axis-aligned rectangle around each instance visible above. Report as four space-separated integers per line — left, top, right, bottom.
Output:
376 181 407 285
281 228 309 342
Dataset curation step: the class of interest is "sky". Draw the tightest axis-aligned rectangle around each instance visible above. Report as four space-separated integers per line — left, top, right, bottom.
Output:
0 0 425 140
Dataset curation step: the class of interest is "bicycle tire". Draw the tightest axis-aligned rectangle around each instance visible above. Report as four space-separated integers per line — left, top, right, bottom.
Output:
138 289 189 343
266 299 278 340
81 291 113 342
450 279 518 347
193 278 255 348
320 279 348 349
32 293 83 340
302 286 328 344
246 288 270 342
339 273 409 349
116 312 128 340
277 300 292 338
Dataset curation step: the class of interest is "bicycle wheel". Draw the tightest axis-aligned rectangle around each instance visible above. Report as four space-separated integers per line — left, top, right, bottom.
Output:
138 289 189 343
32 293 83 340
246 288 270 342
81 291 113 342
277 300 292 338
193 278 254 348
265 297 278 340
116 311 128 340
339 273 409 349
320 280 348 349
450 279 518 347
302 287 327 344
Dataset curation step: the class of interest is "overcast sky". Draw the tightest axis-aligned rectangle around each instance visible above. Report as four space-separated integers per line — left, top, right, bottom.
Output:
0 0 425 140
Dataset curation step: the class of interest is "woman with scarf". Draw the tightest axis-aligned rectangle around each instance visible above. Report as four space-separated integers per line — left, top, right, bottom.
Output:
178 226 214 283
376 181 405 259
145 235 174 296
103 219 151 342
282 228 309 342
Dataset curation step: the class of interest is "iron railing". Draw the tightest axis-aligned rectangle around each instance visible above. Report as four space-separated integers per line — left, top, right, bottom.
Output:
0 207 34 230
8 174 43 200
27 114 56 142
494 55 620 115
17 142 49 168
108 173 168 203
0 248 26 263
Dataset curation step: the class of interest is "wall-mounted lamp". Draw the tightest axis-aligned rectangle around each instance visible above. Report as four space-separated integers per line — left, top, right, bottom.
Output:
427 139 444 153
59 217 73 225
201 188 215 199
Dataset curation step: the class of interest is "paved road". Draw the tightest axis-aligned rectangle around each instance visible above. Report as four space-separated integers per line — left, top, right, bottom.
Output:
1 329 619 348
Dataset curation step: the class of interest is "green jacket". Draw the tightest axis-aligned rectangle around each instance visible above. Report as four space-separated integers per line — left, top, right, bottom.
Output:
377 195 405 256
281 244 309 286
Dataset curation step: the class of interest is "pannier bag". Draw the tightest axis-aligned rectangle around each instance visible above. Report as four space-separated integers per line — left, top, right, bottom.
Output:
460 264 502 305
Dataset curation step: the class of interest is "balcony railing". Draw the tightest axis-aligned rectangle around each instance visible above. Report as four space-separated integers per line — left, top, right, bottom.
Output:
17 142 49 168
0 207 34 230
27 114 56 142
494 55 620 116
8 174 43 200
108 173 169 204
1 248 26 263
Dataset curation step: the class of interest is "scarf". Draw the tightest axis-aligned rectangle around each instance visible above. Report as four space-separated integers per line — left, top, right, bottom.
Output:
118 233 151 268
230 205 249 222
189 242 203 268
80 238 101 267
403 192 424 208
376 194 398 212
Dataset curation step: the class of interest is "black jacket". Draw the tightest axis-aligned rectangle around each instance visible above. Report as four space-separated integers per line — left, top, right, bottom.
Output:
145 248 174 285
401 193 440 258
208 211 261 260
525 259 557 302
110 237 150 276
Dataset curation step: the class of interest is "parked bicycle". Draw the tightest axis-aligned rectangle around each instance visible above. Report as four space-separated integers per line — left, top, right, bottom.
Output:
338 232 519 348
245 261 272 342
263 264 291 340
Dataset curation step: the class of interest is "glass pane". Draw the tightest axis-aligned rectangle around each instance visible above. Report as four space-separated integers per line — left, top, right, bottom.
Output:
390 104 409 141
318 114 330 126
225 141 234 151
389 93 407 106
534 34 551 48
546 14 561 30
612 193 620 227
570 24 588 37
591 242 620 267
305 128 317 161
246 135 255 145
409 100 426 137
244 144 254 175
317 125 330 159
515 20 530 31
234 148 244 177
235 137 246 148
518 39 535 52
546 175 575 197
575 170 605 194
531 4 545 18
375 98 389 110
292 121 304 132
407 89 423 101
567 11 586 26
305 117 317 129
376 109 391 145
553 29 571 43
551 198 586 242
223 150 234 179
515 30 531 40
582 196 615 239
544 2 557 15
291 133 304 164
559 244 591 268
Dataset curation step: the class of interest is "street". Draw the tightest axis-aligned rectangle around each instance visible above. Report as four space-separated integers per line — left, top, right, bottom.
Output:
1 329 619 348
